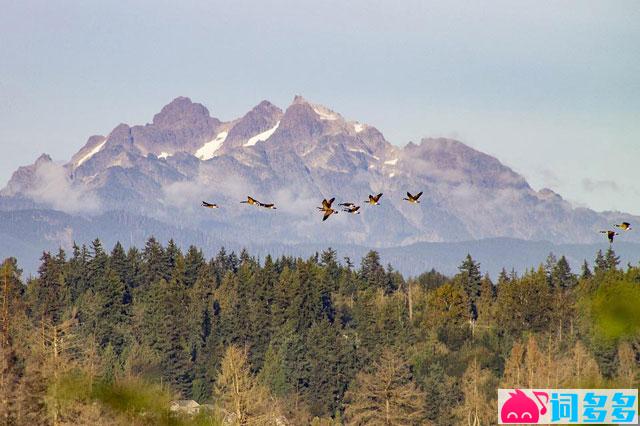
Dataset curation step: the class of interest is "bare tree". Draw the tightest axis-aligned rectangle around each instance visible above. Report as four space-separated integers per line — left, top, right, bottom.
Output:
214 345 282 425
344 348 427 426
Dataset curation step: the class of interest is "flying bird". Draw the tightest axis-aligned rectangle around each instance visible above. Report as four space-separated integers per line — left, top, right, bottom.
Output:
365 193 383 205
201 201 219 209
403 191 423 204
240 196 261 206
343 205 361 214
259 202 277 210
600 230 618 244
339 202 356 208
615 222 632 231
317 198 336 211
321 208 338 221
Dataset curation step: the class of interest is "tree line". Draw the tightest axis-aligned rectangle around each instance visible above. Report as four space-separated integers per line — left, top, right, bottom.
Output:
0 238 638 425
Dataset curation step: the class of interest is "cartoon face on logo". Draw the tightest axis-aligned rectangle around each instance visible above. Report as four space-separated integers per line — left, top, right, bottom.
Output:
500 389 548 423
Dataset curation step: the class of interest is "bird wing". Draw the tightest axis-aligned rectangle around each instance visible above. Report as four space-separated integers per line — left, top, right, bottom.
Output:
247 196 258 204
322 198 335 209
415 191 423 199
623 222 631 228
202 201 212 207
322 210 333 221
406 192 413 199
375 193 383 201
261 203 274 208
353 206 360 212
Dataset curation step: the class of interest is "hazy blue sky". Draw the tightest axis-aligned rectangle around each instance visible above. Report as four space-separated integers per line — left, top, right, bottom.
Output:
1 0 639 213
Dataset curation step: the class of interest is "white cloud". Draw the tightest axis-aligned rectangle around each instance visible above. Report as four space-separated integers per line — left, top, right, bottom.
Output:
27 162 102 214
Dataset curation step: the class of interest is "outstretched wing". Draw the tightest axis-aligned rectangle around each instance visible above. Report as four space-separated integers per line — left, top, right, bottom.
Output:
322 210 333 221
415 191 423 200
261 203 275 208
322 197 335 209
202 201 212 207
352 206 360 213
374 193 383 202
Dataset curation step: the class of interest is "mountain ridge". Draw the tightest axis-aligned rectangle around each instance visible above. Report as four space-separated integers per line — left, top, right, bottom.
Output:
1 95 638 271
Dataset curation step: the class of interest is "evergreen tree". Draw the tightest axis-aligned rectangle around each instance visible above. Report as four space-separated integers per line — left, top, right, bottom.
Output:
594 250 607 273
456 254 482 320
141 237 168 287
544 252 558 288
28 252 66 323
67 244 89 302
109 242 132 305
184 245 206 288
581 260 593 279
359 251 386 291
495 267 552 336
552 256 576 289
84 267 128 352
604 247 620 271
88 238 108 283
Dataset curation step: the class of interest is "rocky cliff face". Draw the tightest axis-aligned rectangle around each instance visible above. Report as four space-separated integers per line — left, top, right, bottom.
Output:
2 96 637 252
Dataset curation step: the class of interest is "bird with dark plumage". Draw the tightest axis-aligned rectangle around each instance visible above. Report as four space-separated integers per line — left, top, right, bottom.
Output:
201 201 219 209
321 208 338 221
600 230 618 244
343 205 361 214
403 191 423 204
365 193 383 205
339 202 356 208
317 197 338 221
240 196 261 206
317 198 335 211
615 222 632 231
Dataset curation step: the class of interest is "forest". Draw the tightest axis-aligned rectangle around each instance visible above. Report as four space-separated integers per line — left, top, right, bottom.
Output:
0 238 638 425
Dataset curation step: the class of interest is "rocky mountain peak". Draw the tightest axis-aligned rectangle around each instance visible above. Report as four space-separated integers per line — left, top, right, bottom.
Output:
35 153 53 165
221 101 283 151
152 97 218 130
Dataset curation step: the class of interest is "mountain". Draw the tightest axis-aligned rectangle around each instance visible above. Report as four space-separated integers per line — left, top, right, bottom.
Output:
2 95 638 274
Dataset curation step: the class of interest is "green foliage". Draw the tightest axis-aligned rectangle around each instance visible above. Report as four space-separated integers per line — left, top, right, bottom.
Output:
4 241 640 424
581 274 640 343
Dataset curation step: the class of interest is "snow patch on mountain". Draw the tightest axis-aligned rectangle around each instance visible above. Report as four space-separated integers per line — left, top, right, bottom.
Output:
312 105 339 121
77 140 107 166
195 131 228 160
158 152 171 159
353 123 365 133
244 121 280 147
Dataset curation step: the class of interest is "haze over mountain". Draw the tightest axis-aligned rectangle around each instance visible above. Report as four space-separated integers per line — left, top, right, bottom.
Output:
2 96 637 275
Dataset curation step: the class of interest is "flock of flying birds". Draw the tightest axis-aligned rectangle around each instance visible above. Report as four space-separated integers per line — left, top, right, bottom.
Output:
601 222 632 244
202 194 632 240
201 192 423 221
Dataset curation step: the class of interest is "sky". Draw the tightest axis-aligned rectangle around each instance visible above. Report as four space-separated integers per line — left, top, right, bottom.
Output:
1 0 639 214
